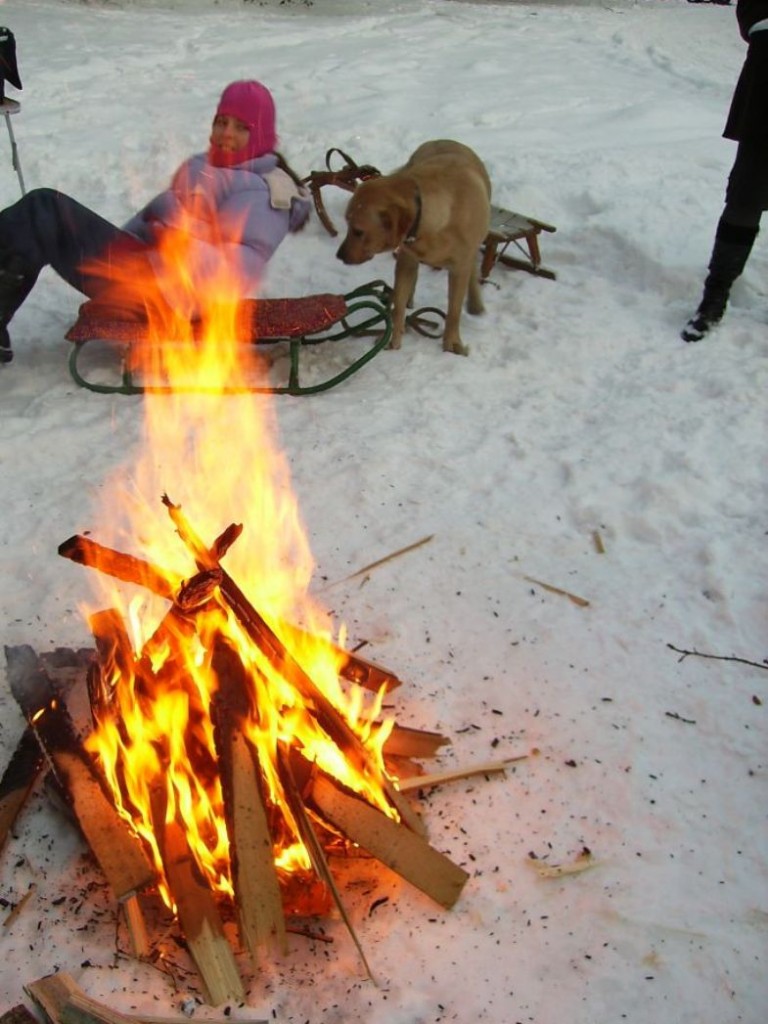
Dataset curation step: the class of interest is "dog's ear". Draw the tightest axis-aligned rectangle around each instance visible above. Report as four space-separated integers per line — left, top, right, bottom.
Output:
378 208 399 245
381 183 418 246
394 204 415 243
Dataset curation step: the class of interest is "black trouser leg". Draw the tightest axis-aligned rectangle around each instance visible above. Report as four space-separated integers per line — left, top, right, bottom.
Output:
0 256 34 363
723 137 768 229
0 187 148 295
703 217 758 312
0 188 153 360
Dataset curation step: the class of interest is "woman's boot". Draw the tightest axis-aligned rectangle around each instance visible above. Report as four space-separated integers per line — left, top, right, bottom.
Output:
681 220 758 342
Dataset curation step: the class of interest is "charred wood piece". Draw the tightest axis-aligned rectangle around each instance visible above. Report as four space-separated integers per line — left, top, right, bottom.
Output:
0 722 44 851
6 644 155 901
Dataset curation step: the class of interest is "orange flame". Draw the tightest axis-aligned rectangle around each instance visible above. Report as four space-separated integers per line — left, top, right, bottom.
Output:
80 211 396 908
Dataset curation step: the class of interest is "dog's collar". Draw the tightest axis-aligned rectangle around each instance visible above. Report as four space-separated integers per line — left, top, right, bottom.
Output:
404 186 422 245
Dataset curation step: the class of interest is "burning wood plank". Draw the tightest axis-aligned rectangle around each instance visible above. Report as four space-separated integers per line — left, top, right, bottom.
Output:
58 535 178 600
6 645 155 902
0 725 44 851
157 816 245 1006
81 612 155 961
338 647 402 692
277 748 375 983
87 609 136 716
227 731 287 956
278 620 402 692
211 638 287 960
310 773 469 909
1 648 93 851
27 846 241 1011
162 496 426 838
383 724 451 759
59 534 402 692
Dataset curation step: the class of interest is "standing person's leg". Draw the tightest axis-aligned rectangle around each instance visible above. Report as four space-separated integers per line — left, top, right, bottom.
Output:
682 138 767 342
0 188 151 362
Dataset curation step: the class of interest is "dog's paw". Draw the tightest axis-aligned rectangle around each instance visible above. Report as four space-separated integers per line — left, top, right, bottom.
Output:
443 338 469 356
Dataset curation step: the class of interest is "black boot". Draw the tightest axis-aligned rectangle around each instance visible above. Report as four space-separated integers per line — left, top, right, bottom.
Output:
0 253 33 364
0 326 11 363
0 26 22 105
681 221 758 342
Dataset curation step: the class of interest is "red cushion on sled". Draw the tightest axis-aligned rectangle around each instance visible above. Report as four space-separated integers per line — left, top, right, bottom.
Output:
66 293 349 344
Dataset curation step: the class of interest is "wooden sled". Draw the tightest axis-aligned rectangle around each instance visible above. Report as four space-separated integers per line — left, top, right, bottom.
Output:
480 205 557 281
65 280 393 396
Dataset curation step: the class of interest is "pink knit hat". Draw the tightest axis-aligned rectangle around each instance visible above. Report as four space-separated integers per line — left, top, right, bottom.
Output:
209 80 277 166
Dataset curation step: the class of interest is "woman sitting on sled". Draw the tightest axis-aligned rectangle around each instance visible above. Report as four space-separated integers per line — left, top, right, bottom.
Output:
0 79 311 364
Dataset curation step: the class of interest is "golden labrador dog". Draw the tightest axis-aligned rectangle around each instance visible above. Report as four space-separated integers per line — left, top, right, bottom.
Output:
336 139 491 355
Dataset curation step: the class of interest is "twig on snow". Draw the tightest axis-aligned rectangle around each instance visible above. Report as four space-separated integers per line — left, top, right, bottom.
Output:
328 534 435 587
667 643 768 673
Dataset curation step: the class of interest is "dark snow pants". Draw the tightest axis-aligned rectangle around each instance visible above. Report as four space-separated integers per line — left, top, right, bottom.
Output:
723 137 768 230
0 187 153 301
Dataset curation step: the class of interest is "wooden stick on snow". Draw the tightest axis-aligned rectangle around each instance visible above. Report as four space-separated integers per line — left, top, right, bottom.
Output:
397 752 532 792
522 575 590 608
329 534 435 586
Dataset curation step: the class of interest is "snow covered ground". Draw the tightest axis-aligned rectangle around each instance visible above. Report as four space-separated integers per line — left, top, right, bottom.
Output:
0 2 765 1023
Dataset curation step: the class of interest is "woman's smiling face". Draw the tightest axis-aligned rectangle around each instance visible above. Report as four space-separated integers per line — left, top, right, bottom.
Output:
210 114 250 156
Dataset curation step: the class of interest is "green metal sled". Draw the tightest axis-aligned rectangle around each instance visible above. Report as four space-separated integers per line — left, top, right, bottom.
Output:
65 280 393 396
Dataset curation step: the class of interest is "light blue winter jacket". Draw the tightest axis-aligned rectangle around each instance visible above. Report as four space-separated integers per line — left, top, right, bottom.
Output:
122 151 310 309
